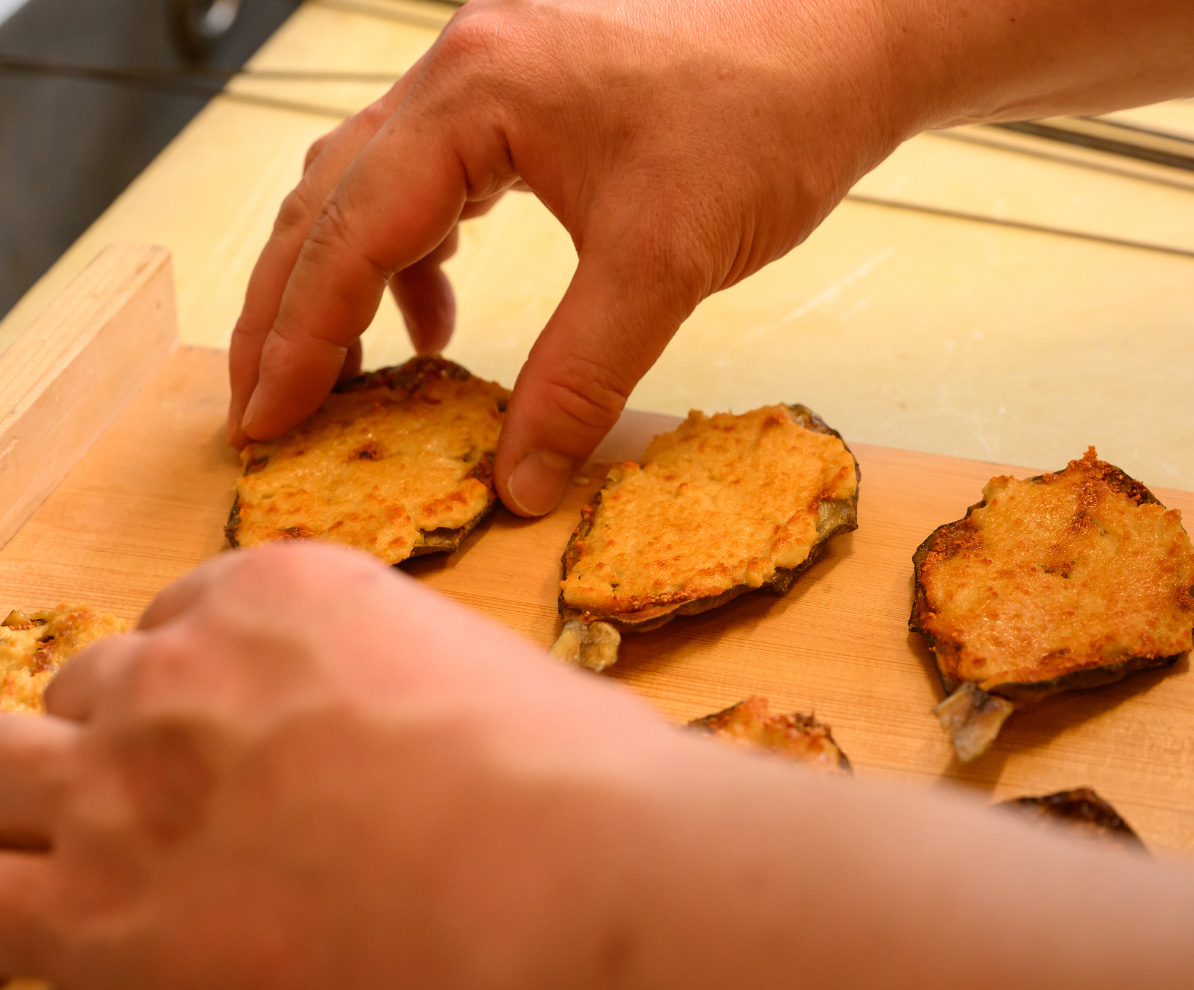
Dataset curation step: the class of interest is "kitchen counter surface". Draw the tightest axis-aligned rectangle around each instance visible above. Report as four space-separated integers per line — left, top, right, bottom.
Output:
3 0 1192 488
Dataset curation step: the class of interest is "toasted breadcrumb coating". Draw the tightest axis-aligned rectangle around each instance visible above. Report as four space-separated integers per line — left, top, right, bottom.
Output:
562 405 857 616
0 605 130 714
229 357 509 565
915 448 1194 698
690 696 851 774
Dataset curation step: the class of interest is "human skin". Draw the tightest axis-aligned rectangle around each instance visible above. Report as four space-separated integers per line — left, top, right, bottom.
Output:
0 543 1193 988
226 0 1194 516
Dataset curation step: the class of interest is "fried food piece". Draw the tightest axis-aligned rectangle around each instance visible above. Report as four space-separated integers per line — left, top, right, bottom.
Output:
553 405 859 667
227 356 510 566
689 696 851 774
1002 788 1145 851
911 448 1194 762
0 605 130 714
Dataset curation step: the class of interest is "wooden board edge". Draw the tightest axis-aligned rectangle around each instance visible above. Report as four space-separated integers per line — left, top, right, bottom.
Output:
0 244 178 549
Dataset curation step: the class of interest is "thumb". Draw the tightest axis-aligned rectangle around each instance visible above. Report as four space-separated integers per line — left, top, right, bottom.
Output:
496 232 703 517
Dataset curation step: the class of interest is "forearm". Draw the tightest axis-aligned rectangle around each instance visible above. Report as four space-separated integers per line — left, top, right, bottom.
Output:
894 0 1194 128
507 735 1194 989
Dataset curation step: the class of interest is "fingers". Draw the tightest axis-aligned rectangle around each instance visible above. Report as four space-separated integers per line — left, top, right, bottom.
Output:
43 635 135 723
226 63 426 448
337 340 364 385
239 107 497 441
388 227 460 355
303 130 335 174
227 110 383 447
138 552 241 631
384 196 507 355
0 852 54 977
495 227 702 516
44 553 237 723
0 716 75 849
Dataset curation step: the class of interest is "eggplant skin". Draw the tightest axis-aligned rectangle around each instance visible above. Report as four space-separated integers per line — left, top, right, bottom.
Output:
558 404 860 633
1002 788 1145 851
224 494 243 548
226 356 509 565
688 696 852 774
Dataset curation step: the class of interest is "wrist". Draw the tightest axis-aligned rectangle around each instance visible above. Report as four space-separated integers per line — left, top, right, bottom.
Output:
877 0 1194 130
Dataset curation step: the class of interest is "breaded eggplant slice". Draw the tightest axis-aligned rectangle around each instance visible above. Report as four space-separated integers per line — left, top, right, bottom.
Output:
1002 788 1145 851
227 356 510 565
0 605 130 714
911 447 1194 762
553 404 859 668
689 696 851 774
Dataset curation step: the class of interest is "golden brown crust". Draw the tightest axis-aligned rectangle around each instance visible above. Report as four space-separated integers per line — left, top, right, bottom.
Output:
559 404 860 632
0 605 130 714
910 447 1193 704
227 356 510 566
1002 788 1145 851
689 696 851 774
911 448 1194 760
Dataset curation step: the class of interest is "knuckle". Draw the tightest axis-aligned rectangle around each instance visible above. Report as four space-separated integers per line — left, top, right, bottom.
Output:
426 2 540 97
228 312 260 351
356 95 391 132
273 182 322 235
304 197 390 282
217 544 386 631
303 135 329 173
237 542 374 592
539 357 631 437
261 303 307 346
435 7 506 68
307 196 354 252
227 542 310 590
116 633 193 706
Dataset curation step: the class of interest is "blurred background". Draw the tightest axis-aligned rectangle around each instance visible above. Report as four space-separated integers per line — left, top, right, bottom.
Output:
0 0 295 316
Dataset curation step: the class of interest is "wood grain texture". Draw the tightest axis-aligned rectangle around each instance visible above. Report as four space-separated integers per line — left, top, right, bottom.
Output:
1 345 1192 856
0 244 176 549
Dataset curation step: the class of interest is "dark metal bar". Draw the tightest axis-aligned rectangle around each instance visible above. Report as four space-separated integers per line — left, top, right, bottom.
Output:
990 120 1194 173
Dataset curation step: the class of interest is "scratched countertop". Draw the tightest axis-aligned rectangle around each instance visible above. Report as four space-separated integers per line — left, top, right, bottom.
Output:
2 0 1192 490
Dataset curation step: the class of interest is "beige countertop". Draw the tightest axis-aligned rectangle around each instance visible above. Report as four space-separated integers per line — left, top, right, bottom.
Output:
3 0 1192 489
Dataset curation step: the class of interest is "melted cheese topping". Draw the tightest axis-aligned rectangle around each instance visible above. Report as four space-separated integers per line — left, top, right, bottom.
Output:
0 605 130 714
561 406 857 613
693 697 848 773
919 449 1194 691
234 360 508 565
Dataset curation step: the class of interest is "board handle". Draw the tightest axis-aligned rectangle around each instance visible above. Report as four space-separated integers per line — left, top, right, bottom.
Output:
0 244 178 549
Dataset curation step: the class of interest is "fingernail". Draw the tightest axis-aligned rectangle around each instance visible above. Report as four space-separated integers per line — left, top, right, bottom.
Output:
506 450 573 517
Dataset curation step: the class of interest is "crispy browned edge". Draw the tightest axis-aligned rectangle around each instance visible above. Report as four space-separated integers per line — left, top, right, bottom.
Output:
689 698 853 773
557 404 861 633
908 457 1185 705
225 356 507 561
1002 788 1145 850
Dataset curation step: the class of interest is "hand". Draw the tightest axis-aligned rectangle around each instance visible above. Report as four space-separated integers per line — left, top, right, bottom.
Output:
2 545 1193 987
227 0 921 515
228 0 1194 518
0 543 679 988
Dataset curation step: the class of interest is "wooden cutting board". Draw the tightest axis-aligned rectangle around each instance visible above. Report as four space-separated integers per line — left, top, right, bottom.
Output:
4 246 1194 857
